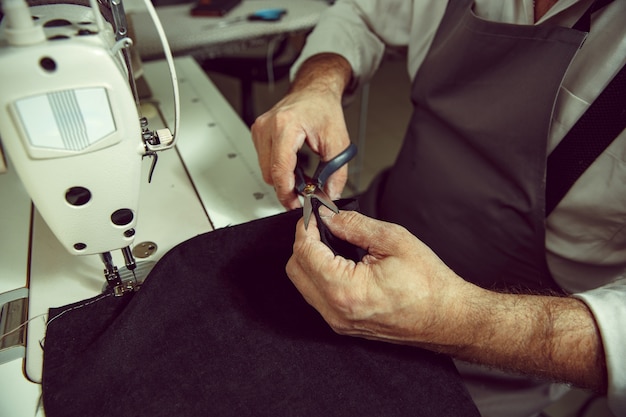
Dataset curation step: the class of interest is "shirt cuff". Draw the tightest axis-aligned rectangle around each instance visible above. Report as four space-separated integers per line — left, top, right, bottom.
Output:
573 278 626 416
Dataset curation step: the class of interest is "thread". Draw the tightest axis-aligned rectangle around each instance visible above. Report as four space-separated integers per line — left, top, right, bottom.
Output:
0 293 113 348
0 313 47 344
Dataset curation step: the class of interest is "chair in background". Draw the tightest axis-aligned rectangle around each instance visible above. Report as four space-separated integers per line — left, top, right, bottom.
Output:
198 35 299 126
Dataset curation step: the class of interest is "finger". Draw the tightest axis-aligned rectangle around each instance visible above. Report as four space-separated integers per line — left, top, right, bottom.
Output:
324 164 349 201
290 215 342 277
287 216 332 302
270 130 303 210
322 211 409 257
286 255 322 310
293 214 323 254
317 133 351 201
253 115 306 209
250 116 274 186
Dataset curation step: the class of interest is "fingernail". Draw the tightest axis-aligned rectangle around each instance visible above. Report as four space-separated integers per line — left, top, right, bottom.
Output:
318 205 337 220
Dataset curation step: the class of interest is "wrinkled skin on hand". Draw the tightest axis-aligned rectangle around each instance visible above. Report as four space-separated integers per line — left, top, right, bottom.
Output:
251 53 354 210
285 211 608 393
251 90 351 210
286 210 473 346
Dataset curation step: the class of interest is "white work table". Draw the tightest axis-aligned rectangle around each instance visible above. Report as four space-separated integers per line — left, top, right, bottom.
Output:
129 0 329 60
0 56 283 417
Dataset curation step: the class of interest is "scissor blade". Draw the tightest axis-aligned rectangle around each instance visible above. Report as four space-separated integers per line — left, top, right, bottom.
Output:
313 189 339 214
303 196 313 230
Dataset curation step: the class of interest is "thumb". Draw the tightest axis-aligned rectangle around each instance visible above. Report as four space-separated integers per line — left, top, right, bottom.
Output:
323 165 349 201
322 211 407 258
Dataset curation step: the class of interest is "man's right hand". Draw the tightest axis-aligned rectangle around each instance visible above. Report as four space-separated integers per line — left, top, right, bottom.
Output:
251 53 354 210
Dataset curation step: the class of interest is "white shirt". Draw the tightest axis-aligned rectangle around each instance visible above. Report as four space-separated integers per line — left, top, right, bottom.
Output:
292 1 626 414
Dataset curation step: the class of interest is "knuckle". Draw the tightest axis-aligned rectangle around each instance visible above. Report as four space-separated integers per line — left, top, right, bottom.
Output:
262 173 274 186
273 107 295 125
250 114 268 139
285 256 297 278
328 319 351 336
261 164 274 185
270 161 294 187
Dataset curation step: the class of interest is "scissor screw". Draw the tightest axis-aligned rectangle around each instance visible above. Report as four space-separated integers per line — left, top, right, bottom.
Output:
303 184 316 194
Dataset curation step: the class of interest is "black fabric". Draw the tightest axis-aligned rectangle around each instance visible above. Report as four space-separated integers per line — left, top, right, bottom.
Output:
42 199 479 417
546 62 626 215
311 198 367 263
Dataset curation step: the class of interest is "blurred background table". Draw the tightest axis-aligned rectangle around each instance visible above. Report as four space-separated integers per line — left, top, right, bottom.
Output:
128 0 329 60
128 0 331 125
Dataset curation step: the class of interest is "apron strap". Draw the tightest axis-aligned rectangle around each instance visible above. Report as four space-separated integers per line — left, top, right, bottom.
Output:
545 62 626 216
572 0 614 31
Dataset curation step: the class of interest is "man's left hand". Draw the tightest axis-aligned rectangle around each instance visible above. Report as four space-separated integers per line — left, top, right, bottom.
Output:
286 210 475 346
286 210 607 392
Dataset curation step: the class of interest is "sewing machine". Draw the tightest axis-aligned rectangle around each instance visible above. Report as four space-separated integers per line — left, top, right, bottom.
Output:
0 0 282 415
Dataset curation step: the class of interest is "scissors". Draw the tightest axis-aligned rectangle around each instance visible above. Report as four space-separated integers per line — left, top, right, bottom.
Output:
295 143 358 229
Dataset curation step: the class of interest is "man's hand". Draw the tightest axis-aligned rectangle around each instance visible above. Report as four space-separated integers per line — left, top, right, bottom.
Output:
251 53 353 209
286 210 472 344
286 211 608 392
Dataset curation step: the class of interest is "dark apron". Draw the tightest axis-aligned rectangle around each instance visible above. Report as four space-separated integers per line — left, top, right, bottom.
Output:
362 0 588 292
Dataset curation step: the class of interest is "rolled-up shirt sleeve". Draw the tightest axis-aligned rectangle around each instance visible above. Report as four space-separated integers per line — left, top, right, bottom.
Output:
573 279 626 416
290 0 415 94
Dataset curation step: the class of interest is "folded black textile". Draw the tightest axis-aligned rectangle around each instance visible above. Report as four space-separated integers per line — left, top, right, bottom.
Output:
42 200 479 417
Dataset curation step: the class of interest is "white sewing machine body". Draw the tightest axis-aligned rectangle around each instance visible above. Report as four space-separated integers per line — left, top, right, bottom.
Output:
0 1 282 415
0 3 146 256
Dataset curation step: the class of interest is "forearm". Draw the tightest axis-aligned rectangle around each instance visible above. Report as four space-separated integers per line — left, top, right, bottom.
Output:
289 53 353 100
430 286 607 393
287 195 608 397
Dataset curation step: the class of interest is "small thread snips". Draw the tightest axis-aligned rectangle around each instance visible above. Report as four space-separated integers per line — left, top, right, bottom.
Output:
295 143 358 229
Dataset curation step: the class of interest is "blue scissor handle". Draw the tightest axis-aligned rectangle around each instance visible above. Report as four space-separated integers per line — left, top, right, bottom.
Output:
312 143 358 188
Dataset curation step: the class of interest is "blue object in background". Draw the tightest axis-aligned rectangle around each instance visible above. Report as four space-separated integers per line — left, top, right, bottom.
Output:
247 8 287 21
